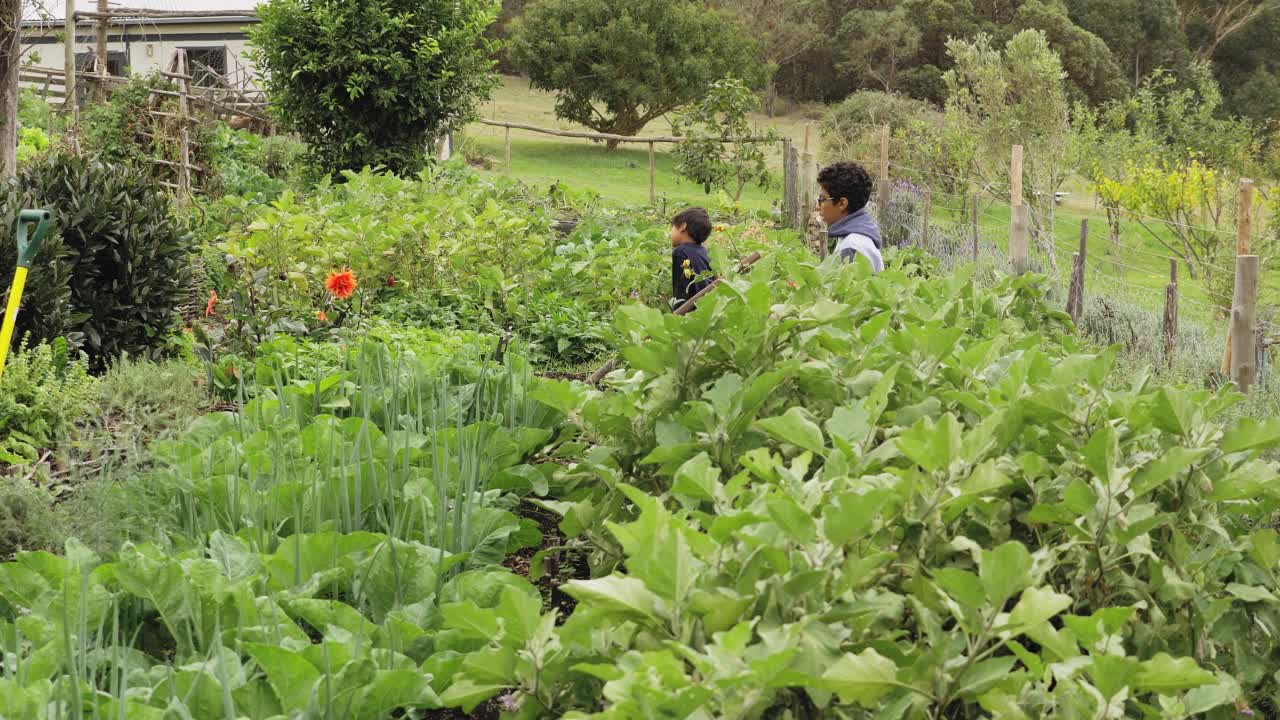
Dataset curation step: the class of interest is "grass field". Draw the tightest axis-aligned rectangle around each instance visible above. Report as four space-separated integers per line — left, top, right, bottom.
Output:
465 76 1279 323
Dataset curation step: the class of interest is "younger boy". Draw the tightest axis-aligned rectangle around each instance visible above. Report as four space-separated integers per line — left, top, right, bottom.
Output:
670 207 714 310
816 161 883 273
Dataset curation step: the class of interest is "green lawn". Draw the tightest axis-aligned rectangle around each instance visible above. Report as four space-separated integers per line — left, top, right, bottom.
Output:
467 76 1278 325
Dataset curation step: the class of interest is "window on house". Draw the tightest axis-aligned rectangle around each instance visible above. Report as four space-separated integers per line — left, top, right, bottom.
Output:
181 47 227 86
75 51 127 77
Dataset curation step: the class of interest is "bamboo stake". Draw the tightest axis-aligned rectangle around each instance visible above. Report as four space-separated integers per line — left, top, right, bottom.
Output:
1163 258 1178 368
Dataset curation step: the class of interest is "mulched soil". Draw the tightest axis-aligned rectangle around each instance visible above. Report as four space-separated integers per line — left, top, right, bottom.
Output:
503 499 588 621
538 370 588 382
420 702 501 719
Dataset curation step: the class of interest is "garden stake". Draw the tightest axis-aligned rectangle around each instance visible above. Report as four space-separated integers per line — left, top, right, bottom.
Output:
0 209 53 383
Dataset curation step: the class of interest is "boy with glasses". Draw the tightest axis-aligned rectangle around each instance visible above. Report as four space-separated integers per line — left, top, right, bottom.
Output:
815 161 883 273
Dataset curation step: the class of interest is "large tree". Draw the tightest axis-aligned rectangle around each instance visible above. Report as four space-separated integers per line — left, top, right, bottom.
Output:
708 0 819 116
1176 0 1280 60
507 0 763 147
250 0 499 176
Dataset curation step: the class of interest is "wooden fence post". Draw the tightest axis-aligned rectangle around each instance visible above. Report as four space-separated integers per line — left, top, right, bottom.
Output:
1232 254 1260 392
818 229 829 259
920 189 932 250
648 142 656 206
1009 145 1028 274
1163 258 1178 368
878 125 890 207
1223 178 1254 376
95 0 109 100
1066 219 1087 323
788 145 802 230
780 139 790 226
504 126 511 176
65 0 79 151
175 50 192 206
971 195 979 262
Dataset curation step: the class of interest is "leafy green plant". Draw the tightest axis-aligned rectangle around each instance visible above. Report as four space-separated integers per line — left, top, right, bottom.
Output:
250 0 500 175
672 78 779 201
0 339 95 465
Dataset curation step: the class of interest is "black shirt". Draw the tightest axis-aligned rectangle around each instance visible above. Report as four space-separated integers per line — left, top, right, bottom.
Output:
672 243 713 305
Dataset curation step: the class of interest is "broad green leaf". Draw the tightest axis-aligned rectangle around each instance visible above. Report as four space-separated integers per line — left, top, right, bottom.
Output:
934 569 985 610
821 648 899 707
672 453 720 504
244 643 320 711
440 680 508 712
355 670 442 719
1133 654 1214 694
561 576 665 625
1222 417 1280 454
980 542 1033 608
766 496 817 544
1081 425 1118 486
756 407 826 455
1131 447 1209 497
1087 655 1140 700
1007 587 1072 631
956 656 1016 698
897 413 961 474
822 489 889 545
1225 583 1277 603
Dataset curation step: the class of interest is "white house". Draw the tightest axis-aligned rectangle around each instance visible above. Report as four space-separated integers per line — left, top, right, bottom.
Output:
21 0 260 89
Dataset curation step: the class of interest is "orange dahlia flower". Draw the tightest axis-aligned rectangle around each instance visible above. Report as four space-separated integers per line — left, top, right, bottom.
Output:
315 310 328 322
204 290 218 318
325 267 357 300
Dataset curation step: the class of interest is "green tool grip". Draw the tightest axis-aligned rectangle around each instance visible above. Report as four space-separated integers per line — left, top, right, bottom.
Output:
15 209 51 268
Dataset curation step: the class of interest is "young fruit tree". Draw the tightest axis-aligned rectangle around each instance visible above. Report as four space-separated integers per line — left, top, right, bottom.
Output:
944 30 1083 273
506 0 764 149
671 79 778 201
250 0 499 176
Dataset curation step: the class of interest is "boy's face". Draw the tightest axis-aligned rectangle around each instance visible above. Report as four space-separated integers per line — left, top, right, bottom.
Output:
816 184 849 226
670 222 692 247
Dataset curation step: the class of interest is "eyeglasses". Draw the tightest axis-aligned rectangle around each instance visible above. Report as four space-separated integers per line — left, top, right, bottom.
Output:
816 196 839 206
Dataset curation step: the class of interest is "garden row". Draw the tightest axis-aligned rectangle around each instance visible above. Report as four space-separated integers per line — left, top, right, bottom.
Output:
4 231 1280 717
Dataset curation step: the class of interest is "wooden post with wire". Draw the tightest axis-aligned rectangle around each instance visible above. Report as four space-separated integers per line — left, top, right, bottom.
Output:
504 126 511 176
1009 145 1029 274
1066 219 1088 323
175 50 192 207
920 189 932 250
648 142 656 206
1232 254 1260 392
878 125 890 207
1223 178 1254 378
971 195 980 262
787 145 802 230
1163 258 1178 367
782 137 795 228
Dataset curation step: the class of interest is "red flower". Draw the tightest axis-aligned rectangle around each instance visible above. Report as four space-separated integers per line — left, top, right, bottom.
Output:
315 310 328 322
204 290 218 317
787 280 798 289
386 275 397 288
325 267 357 300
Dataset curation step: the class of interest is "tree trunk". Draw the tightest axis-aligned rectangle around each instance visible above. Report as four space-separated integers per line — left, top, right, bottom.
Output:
0 0 20 177
764 76 778 118
602 109 647 151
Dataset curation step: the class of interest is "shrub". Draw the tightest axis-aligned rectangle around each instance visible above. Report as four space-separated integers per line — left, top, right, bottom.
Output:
20 154 197 367
0 179 75 348
820 90 938 163
250 0 500 175
0 477 62 560
508 0 763 147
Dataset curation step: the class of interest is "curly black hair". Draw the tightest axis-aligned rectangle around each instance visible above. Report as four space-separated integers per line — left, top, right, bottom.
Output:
817 161 873 215
672 207 712 244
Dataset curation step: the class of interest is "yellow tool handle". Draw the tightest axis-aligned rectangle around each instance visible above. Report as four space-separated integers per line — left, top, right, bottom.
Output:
0 266 29 383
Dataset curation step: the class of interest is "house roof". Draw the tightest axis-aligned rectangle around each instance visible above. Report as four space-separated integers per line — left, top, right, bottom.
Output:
24 0 259 27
